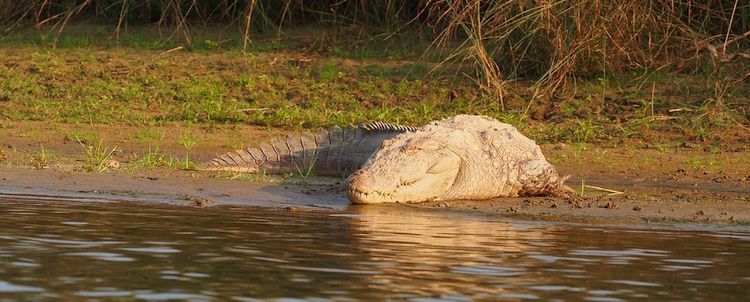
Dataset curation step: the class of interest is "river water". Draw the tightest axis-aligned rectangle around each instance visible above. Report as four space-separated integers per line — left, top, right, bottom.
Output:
0 196 749 301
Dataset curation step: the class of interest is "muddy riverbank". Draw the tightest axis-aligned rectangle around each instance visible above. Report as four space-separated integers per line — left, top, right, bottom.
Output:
1 121 749 228
1 165 749 228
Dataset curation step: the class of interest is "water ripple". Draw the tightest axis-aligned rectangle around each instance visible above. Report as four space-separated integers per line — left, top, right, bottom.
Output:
65 252 135 262
121 247 181 254
133 291 213 301
451 265 524 277
1 197 749 301
607 280 662 287
25 237 123 248
281 265 380 275
0 281 45 293
569 249 669 257
74 289 133 297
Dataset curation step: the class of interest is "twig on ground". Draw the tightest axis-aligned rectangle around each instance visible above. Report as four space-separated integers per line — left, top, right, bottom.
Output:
584 185 624 196
727 115 750 132
237 108 270 112
164 46 184 54
647 115 678 121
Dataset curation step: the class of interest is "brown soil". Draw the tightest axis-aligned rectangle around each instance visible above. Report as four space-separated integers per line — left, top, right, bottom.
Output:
1 121 749 229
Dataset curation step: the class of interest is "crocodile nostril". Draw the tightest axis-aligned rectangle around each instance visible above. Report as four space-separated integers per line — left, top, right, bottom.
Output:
345 170 366 190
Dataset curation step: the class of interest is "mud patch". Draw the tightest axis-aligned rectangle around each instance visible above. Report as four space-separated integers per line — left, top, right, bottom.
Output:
0 167 349 210
2 164 750 229
416 179 750 226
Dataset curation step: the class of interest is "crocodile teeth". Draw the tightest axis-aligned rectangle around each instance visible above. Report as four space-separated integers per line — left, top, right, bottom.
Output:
347 189 392 196
346 189 394 203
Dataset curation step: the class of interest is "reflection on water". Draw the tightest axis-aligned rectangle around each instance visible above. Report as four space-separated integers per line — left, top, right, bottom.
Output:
0 197 749 301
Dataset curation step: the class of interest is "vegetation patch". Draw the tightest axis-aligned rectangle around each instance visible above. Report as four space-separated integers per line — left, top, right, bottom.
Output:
0 1 747 159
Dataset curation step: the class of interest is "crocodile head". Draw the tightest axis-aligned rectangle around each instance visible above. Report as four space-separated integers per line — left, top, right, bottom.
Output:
346 114 572 204
346 134 463 204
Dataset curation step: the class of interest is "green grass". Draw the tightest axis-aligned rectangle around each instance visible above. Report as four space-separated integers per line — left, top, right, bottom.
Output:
68 130 100 145
179 130 198 169
75 135 119 173
358 63 429 80
28 145 56 169
208 170 277 183
133 129 165 144
685 156 724 172
137 147 178 169
290 150 318 182
0 24 438 61
135 147 188 170
0 27 747 150
129 145 197 171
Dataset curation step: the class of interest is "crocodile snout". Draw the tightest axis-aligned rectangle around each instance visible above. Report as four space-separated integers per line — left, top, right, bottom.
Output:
345 170 395 204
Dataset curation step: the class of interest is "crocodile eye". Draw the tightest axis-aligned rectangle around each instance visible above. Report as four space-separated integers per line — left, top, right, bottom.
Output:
418 140 440 151
402 145 416 154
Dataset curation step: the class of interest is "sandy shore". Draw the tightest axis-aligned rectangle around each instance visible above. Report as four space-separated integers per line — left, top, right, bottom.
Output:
1 162 748 230
1 121 749 229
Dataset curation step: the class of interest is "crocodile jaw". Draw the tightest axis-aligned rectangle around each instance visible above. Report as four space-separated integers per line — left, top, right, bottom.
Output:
346 150 461 204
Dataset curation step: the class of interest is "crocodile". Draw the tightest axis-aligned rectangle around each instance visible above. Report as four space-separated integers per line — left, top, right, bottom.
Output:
204 122 418 177
205 115 572 204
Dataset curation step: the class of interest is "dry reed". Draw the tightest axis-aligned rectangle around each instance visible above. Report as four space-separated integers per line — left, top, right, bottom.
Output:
1 0 748 108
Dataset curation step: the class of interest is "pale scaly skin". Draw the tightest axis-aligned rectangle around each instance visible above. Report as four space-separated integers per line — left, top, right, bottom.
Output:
346 115 573 204
203 123 416 177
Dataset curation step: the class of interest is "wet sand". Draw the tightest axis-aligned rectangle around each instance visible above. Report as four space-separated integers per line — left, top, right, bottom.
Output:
1 162 749 230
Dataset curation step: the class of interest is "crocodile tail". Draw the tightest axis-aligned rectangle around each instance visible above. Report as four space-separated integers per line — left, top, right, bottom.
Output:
202 126 334 174
201 122 417 175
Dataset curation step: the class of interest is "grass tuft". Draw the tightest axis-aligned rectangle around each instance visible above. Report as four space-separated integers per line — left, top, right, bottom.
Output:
75 135 119 173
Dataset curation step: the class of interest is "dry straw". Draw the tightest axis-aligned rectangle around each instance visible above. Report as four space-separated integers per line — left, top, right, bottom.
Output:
1 1 747 106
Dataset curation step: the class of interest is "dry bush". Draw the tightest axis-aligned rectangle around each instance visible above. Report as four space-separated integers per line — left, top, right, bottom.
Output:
1 0 748 109
429 0 749 107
